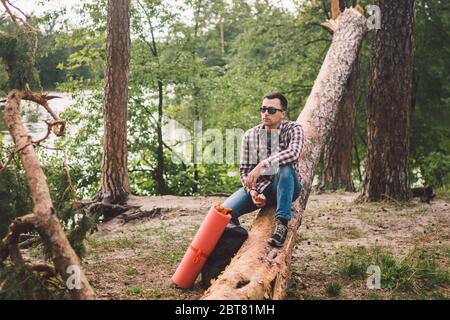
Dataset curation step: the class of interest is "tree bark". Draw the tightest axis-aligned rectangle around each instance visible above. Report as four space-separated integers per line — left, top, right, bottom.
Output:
96 0 131 204
1 90 95 300
362 0 415 201
319 56 359 192
191 9 201 195
155 79 167 194
202 7 368 300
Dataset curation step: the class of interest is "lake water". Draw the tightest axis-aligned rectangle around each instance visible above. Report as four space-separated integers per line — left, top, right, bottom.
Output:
1 92 75 147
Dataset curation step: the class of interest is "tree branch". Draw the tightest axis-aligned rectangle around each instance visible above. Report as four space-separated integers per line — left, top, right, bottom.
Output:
0 213 36 264
331 0 341 20
136 0 158 57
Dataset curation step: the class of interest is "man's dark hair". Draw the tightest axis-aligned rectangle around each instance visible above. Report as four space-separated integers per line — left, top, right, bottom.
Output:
263 92 288 111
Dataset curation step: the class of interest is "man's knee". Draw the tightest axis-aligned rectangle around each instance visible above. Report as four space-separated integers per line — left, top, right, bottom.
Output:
277 164 294 180
223 187 254 217
223 187 247 208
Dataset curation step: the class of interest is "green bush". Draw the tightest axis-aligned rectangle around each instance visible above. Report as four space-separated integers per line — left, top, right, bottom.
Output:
420 152 450 188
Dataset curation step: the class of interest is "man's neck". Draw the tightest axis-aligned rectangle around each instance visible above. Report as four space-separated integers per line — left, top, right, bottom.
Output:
264 121 283 132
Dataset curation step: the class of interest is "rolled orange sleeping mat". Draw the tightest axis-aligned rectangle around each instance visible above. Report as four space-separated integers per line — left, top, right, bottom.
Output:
172 202 232 289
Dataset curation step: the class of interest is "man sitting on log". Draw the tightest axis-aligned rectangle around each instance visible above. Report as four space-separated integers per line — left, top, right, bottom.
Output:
223 92 304 247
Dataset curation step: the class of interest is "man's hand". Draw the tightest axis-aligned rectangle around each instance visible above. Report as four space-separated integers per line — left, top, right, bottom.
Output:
250 190 266 208
245 162 265 190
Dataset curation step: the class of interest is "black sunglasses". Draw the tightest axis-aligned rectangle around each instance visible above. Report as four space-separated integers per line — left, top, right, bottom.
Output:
260 106 284 115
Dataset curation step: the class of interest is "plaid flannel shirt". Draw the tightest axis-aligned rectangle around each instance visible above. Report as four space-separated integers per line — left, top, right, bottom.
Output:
239 120 304 194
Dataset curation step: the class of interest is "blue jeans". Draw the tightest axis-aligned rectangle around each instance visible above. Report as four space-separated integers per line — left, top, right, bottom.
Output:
223 164 302 224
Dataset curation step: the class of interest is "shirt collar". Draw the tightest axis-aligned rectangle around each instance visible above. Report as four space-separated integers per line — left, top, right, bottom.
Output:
260 120 286 132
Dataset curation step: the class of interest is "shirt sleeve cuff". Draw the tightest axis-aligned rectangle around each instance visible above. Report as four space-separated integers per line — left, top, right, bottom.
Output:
262 159 271 168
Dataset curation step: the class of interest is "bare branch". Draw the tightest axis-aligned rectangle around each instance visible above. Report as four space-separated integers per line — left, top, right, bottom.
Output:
0 213 36 264
331 0 341 20
33 120 66 145
31 263 57 277
1 0 19 25
0 147 16 172
5 0 27 19
136 0 159 57
22 85 62 120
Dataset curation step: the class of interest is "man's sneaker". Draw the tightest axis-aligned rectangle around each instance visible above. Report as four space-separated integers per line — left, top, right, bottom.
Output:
226 220 240 230
267 218 288 247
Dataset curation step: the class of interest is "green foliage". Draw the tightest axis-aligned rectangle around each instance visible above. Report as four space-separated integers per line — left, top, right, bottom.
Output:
125 267 138 276
324 282 342 297
336 246 450 296
0 264 69 300
55 89 103 198
419 152 450 187
2 0 450 201
39 150 97 258
66 214 96 259
0 148 94 256
123 287 144 296
0 27 41 91
338 246 369 279
0 157 32 238
42 0 449 198
410 0 450 187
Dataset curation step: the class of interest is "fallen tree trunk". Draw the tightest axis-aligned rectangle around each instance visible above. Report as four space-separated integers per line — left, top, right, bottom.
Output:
0 90 95 300
202 7 368 300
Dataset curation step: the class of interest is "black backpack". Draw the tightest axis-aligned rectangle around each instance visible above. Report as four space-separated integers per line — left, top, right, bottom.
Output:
200 225 248 289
